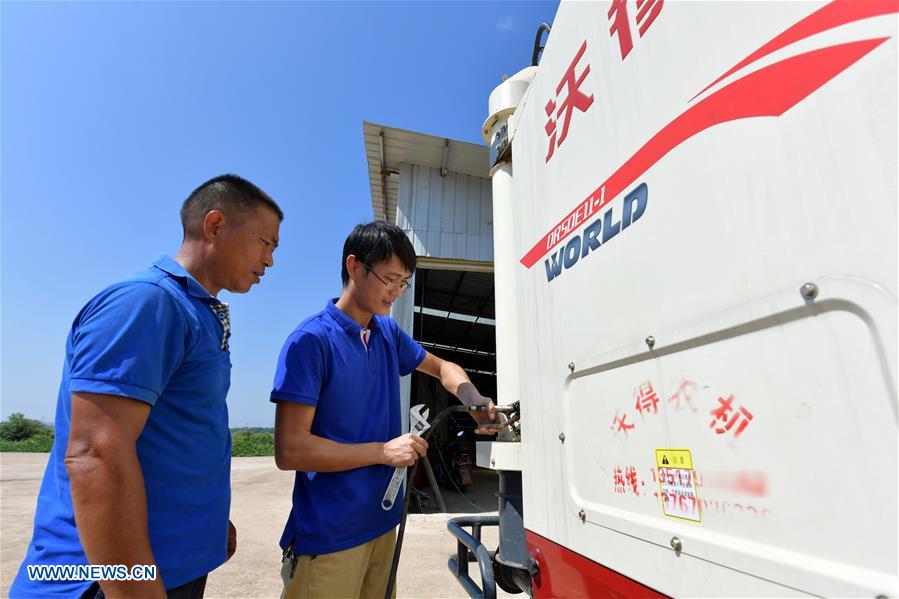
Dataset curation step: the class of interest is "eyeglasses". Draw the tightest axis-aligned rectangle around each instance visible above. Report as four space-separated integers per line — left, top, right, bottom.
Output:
362 262 409 291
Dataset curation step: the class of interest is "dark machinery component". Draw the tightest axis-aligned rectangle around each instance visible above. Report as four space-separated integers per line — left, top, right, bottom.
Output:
385 404 518 599
532 23 551 66
448 515 500 599
444 401 531 598
447 470 532 598
494 471 530 594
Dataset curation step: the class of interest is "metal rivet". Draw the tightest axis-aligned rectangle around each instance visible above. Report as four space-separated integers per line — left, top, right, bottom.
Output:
645 336 655 349
578 510 586 522
800 282 819 300
568 362 575 373
558 433 565 443
670 537 683 552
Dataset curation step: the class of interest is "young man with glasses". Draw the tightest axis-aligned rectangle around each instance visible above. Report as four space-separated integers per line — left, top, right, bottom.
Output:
271 220 496 599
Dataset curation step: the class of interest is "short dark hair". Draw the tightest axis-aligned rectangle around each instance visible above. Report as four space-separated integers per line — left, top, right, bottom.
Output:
180 174 284 239
341 221 416 286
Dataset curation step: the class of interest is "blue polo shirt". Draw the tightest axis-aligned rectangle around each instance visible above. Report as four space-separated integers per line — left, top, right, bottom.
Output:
12 256 233 598
271 299 425 555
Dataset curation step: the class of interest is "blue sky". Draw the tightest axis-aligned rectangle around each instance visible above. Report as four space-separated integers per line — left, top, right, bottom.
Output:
1 1 559 427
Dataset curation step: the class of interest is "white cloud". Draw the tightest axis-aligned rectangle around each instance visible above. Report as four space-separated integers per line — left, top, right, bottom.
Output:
496 16 514 31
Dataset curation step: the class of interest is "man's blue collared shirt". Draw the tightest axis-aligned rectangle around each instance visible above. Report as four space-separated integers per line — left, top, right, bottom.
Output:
270 299 425 556
12 256 233 597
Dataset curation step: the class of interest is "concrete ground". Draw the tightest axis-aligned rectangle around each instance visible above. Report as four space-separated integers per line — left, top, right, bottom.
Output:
1 454 514 598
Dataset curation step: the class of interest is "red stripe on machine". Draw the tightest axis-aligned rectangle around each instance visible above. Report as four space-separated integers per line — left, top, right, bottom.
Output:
526 529 669 598
520 4 896 270
692 0 899 101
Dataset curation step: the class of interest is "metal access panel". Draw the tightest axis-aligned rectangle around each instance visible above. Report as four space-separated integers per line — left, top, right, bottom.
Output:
506 1 897 596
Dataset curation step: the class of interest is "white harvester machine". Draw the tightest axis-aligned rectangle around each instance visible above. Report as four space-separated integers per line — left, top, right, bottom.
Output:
447 1 898 597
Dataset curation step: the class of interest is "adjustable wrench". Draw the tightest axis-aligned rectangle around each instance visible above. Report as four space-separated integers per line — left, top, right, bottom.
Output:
381 404 430 511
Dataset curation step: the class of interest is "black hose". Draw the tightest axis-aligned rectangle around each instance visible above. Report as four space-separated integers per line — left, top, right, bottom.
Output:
531 23 551 66
384 404 473 599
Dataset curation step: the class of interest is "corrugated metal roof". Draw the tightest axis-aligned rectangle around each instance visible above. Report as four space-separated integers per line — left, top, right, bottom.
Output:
362 121 489 223
412 267 496 377
413 268 495 320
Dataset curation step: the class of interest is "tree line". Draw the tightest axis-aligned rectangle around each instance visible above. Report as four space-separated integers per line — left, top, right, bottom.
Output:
0 413 275 457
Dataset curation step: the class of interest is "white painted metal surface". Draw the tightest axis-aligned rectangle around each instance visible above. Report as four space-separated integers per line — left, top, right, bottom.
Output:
476 67 537 476
497 1 897 596
391 270 418 433
476 440 521 472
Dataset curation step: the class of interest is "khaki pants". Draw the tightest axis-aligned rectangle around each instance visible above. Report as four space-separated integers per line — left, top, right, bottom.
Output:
280 530 397 599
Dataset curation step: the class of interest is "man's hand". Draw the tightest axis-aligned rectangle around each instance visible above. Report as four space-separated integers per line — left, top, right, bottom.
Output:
275 402 418 472
226 520 237 562
380 433 428 467
470 397 499 435
416 354 499 435
456 382 498 435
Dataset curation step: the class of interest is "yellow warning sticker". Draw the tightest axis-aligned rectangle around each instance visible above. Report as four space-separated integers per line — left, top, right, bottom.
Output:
654 448 702 524
655 448 693 470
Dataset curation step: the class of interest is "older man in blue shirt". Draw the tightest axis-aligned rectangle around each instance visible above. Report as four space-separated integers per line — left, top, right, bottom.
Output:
12 174 283 599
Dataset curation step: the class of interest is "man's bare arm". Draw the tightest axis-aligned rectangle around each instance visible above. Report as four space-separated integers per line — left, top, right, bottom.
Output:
274 402 427 472
65 392 166 599
416 352 497 432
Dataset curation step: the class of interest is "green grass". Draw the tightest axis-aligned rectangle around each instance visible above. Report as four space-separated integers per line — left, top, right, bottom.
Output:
230 430 275 457
0 430 275 457
0 435 54 453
